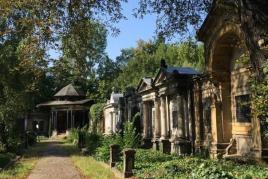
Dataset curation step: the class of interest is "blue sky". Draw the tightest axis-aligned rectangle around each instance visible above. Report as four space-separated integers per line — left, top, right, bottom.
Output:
106 1 157 60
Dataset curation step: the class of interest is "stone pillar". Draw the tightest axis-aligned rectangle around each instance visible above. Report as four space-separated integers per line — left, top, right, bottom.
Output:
184 96 189 139
110 112 113 134
154 98 161 138
160 96 167 138
143 103 148 138
177 95 185 138
123 149 136 178
110 144 120 167
128 100 132 120
52 111 58 136
71 110 73 128
193 82 202 153
152 98 161 150
210 99 223 158
66 110 69 135
166 96 170 137
160 96 170 153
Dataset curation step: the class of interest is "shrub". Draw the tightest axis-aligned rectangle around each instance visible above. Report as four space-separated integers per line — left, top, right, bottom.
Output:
84 132 102 155
122 121 139 149
94 134 122 162
0 152 16 168
67 128 79 143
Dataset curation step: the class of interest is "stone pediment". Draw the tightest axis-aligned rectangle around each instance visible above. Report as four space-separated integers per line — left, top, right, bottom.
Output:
154 70 167 86
137 77 153 93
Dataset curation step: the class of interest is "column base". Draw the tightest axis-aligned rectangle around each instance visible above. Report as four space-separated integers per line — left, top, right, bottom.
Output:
210 142 229 159
52 130 58 137
152 138 160 151
170 139 191 155
160 139 171 154
141 138 153 149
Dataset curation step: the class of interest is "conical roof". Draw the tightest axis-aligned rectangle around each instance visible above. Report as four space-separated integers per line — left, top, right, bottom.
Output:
54 84 84 97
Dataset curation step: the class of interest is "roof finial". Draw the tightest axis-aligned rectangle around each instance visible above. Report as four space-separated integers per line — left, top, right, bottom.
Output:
160 59 167 69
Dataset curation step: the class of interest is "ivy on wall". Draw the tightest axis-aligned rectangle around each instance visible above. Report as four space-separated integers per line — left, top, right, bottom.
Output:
89 103 106 133
251 59 268 139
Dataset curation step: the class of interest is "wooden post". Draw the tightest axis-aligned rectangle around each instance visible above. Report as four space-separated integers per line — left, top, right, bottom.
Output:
123 148 136 178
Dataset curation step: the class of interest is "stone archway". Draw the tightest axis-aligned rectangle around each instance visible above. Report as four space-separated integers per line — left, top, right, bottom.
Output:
212 32 243 143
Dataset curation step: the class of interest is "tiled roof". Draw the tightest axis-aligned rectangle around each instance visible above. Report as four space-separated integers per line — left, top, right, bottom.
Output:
36 99 92 107
165 67 200 75
54 84 84 97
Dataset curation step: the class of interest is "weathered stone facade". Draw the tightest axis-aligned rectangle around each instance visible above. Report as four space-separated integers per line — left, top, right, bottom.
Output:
104 88 141 135
103 92 123 135
196 0 268 159
137 62 199 154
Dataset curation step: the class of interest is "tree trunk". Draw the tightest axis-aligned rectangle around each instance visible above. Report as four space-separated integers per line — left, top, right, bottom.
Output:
238 0 266 81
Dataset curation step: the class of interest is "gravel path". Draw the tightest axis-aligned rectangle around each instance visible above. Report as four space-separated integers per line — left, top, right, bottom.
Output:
27 140 84 179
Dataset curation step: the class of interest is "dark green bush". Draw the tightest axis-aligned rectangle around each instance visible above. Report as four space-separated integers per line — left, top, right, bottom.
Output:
84 132 102 155
0 152 15 168
94 134 122 162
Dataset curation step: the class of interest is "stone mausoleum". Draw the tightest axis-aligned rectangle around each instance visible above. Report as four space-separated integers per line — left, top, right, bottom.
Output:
103 91 123 135
195 0 268 159
36 84 93 136
137 61 199 154
103 88 141 135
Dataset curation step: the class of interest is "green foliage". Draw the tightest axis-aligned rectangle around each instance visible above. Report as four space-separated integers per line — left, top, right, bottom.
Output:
251 59 268 139
116 149 268 178
94 120 139 162
0 152 16 168
89 103 106 133
84 133 102 155
94 135 122 162
122 121 139 149
113 39 204 91
67 128 79 143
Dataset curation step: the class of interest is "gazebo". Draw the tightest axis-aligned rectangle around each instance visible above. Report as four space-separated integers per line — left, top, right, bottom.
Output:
37 84 93 136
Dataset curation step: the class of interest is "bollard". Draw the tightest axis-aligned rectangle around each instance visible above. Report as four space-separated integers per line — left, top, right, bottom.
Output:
109 144 120 167
123 148 136 178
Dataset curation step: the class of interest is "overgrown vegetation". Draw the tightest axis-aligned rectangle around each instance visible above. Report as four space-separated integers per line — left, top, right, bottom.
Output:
251 59 268 139
67 120 139 163
115 149 268 179
89 103 106 133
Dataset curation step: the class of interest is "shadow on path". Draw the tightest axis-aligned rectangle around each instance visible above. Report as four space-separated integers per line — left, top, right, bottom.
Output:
27 139 84 179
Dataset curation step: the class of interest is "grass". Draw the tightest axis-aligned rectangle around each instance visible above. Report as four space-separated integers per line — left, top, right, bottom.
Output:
0 141 49 179
61 142 119 179
72 155 119 179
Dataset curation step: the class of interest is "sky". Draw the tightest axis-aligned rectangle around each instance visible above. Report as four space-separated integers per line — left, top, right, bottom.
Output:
105 1 157 60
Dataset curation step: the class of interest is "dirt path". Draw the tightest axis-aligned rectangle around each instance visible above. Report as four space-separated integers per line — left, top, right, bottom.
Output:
27 140 83 179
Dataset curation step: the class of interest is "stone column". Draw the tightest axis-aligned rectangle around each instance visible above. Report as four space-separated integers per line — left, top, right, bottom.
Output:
193 82 201 153
184 95 190 139
110 112 113 134
66 110 69 131
123 149 136 178
166 96 170 137
128 100 132 120
177 95 185 138
210 99 223 158
154 98 161 138
143 102 148 138
71 110 73 128
160 96 167 139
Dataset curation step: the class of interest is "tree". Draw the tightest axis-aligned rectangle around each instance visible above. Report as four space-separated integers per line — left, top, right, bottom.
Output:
136 0 268 79
113 39 204 91
0 0 127 151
